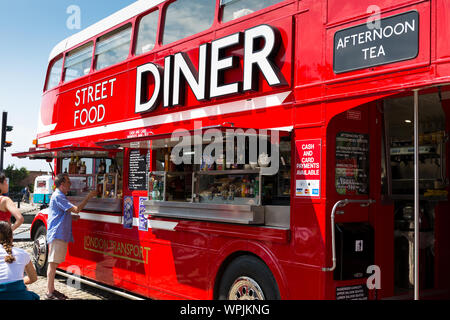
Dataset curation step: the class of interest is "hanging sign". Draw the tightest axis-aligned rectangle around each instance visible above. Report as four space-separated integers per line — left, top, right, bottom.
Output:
295 139 321 198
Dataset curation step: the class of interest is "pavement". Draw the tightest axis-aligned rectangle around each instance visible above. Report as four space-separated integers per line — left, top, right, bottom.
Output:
9 202 127 300
13 201 39 241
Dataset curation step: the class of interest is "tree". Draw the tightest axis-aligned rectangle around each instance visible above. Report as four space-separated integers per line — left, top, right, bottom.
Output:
4 164 29 194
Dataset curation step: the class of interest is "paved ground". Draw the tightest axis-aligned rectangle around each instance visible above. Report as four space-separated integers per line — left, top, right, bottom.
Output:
11 202 128 300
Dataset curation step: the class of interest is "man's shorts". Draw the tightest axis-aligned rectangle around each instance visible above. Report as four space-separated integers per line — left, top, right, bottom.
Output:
48 239 68 264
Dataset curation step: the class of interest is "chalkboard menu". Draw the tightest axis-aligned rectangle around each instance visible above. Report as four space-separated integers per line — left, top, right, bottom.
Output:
335 132 369 195
128 150 149 191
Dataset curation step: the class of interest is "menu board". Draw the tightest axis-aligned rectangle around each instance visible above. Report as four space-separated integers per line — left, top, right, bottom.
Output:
335 132 369 195
129 150 149 191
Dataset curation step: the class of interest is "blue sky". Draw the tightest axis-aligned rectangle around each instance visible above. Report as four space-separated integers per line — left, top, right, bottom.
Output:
0 0 135 172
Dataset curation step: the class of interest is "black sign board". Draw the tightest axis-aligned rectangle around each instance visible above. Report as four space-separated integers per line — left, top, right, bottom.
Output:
334 11 419 74
336 285 368 300
128 149 149 191
335 132 370 196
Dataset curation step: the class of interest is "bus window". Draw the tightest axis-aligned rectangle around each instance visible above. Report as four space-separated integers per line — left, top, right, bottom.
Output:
64 42 93 82
135 10 159 55
162 0 215 45
95 24 132 70
46 57 63 91
221 0 284 23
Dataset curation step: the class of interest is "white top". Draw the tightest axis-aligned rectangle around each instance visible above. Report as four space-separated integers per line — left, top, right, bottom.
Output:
0 247 30 284
48 0 165 62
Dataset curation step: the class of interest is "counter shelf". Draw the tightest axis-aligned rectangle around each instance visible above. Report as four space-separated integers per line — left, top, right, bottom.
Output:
145 167 290 225
66 173 122 213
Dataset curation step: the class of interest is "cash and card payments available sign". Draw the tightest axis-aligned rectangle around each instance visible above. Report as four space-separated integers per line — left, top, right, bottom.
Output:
334 11 419 73
295 139 321 198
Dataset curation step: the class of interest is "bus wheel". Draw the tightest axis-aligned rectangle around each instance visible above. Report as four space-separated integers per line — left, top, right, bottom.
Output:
218 255 280 300
33 225 48 276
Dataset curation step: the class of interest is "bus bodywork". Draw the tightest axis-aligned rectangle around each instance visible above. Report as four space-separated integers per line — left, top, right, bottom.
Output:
15 0 450 299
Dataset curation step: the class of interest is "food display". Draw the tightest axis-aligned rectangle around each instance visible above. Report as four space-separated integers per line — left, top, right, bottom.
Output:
197 173 260 205
63 155 124 212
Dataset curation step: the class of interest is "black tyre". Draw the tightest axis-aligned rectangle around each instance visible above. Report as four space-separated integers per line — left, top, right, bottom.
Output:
218 255 280 300
32 225 48 276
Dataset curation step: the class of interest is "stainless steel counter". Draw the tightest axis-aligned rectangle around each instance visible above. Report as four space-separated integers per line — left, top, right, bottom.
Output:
144 201 290 226
144 201 265 225
67 196 122 213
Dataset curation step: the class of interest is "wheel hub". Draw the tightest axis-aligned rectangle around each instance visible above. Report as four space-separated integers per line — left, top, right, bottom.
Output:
33 235 47 268
228 277 265 300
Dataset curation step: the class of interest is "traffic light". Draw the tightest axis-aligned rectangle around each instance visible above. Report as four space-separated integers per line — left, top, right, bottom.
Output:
0 112 13 171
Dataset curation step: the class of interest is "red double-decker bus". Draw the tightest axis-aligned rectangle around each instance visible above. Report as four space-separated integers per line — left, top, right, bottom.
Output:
14 0 450 300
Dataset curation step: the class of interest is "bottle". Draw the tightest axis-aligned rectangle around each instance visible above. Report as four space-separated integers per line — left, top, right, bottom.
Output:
79 161 86 174
159 181 164 201
75 157 81 174
254 178 259 197
97 183 103 198
241 179 246 198
164 151 169 172
153 179 159 200
69 156 75 174
99 160 105 174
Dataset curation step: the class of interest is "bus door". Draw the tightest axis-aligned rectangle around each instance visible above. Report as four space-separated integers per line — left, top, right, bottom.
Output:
325 103 379 300
382 91 450 299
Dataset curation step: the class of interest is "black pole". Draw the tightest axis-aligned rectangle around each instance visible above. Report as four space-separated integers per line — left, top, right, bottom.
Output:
0 111 7 172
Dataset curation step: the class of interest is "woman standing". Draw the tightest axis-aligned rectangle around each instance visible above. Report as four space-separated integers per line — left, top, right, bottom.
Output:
0 221 39 300
0 173 24 232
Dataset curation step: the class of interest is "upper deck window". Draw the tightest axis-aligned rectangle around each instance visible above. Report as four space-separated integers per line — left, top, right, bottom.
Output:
136 10 159 55
220 0 283 22
46 57 63 91
162 0 215 45
64 43 93 82
95 24 132 70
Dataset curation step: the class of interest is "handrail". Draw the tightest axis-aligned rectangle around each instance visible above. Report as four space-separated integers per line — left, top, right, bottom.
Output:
322 199 376 272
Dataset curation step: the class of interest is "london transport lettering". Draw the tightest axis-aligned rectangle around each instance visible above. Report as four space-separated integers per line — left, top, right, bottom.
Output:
84 235 151 264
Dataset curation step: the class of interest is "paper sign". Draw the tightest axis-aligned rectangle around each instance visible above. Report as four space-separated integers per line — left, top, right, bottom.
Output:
138 197 148 232
123 196 134 229
295 139 321 198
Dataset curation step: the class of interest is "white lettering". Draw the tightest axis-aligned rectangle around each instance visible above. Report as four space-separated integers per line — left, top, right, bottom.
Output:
243 25 285 91
210 32 242 99
135 63 162 113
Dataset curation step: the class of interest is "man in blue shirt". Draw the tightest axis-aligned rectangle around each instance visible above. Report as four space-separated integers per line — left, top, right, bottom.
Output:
46 173 97 300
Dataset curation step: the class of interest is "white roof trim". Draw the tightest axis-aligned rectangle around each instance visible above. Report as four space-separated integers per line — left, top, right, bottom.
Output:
48 0 165 62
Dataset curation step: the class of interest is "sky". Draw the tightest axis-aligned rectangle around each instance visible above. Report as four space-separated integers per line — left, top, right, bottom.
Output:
0 0 136 172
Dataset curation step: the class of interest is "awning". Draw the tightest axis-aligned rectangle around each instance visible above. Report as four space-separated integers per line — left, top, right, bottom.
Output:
12 146 120 160
96 125 291 150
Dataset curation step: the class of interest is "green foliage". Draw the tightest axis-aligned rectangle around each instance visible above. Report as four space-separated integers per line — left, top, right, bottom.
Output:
4 164 29 193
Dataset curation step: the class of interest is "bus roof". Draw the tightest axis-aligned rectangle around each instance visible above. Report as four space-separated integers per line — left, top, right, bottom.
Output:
48 0 164 62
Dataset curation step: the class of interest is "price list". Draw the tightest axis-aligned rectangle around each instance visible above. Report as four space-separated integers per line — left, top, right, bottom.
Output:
128 150 149 191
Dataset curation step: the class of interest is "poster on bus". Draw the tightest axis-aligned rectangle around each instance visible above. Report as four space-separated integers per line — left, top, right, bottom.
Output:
295 139 321 198
138 197 148 232
123 196 134 229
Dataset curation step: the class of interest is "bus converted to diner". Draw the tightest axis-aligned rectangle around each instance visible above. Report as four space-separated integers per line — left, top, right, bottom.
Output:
14 0 450 300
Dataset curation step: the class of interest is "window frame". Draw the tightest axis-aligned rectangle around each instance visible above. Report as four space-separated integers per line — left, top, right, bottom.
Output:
44 55 65 92
62 41 95 84
161 0 218 47
219 0 289 24
133 8 161 56
94 22 134 72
